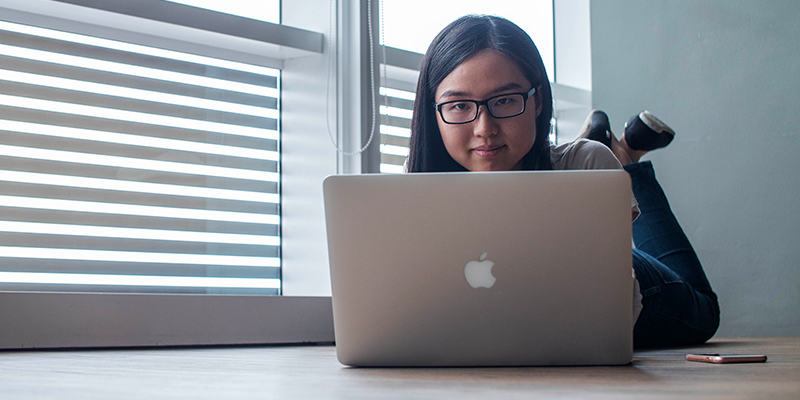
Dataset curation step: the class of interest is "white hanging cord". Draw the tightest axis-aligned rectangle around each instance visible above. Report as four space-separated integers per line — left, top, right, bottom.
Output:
380 0 388 141
326 0 388 156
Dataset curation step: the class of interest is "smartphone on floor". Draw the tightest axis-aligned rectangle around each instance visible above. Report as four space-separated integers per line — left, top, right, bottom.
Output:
685 354 767 364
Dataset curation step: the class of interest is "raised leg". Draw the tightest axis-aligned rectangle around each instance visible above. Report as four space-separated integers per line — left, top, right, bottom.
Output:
625 161 719 348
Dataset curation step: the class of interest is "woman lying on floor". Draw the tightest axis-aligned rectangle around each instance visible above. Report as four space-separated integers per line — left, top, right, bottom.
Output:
405 14 720 348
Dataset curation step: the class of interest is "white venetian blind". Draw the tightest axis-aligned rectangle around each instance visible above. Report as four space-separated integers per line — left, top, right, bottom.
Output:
0 20 281 295
379 86 414 174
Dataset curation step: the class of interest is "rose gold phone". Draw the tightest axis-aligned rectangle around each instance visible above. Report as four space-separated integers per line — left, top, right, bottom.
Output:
685 354 767 364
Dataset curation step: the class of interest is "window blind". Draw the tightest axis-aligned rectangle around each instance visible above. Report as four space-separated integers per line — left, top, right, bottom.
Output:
0 20 281 295
379 85 414 174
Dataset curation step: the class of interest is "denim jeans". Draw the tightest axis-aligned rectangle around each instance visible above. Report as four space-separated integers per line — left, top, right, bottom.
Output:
625 161 720 348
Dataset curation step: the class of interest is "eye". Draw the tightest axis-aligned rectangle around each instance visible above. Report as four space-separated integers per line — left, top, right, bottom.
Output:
492 96 518 107
446 102 474 112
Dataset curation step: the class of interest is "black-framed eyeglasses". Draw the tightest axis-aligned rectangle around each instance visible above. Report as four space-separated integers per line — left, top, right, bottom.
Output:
434 87 536 124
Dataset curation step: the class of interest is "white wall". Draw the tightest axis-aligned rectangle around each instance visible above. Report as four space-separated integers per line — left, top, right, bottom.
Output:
591 0 800 337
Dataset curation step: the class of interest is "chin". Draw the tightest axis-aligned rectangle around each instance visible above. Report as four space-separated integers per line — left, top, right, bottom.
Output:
458 155 522 172
463 156 524 172
468 163 514 172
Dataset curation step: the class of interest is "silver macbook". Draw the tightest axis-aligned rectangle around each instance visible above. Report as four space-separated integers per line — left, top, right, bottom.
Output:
323 170 633 367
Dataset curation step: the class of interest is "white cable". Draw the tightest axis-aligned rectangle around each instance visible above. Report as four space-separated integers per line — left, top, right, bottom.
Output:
326 0 387 156
380 0 388 146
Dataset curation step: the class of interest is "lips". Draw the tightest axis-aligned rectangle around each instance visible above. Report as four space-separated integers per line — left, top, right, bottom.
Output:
472 144 505 158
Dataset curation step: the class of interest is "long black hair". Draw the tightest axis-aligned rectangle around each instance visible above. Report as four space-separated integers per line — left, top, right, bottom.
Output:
406 15 553 172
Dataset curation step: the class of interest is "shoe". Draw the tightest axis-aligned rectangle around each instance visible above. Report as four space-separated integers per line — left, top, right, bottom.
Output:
623 111 675 151
577 110 613 149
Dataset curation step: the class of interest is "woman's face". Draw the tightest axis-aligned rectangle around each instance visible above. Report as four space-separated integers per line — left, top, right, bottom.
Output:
435 49 541 171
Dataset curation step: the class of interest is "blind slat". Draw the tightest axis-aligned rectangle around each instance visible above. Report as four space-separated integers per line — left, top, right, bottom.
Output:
0 93 279 140
0 234 279 258
0 172 280 204
0 196 280 225
0 259 281 278
0 105 279 152
1 122 279 165
0 246 280 267
0 145 280 182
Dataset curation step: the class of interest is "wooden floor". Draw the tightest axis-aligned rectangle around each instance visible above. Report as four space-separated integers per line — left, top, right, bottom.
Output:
1 337 798 399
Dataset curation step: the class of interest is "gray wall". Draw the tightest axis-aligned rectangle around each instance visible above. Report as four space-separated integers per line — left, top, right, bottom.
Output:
591 0 800 337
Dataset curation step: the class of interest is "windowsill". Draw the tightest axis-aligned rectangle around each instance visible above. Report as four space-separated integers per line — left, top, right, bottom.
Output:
0 291 334 349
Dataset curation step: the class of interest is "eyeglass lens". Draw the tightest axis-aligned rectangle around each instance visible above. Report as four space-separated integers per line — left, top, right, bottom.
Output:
440 94 525 123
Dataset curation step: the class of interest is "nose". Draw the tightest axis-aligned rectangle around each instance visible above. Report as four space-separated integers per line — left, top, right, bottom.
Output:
472 105 498 138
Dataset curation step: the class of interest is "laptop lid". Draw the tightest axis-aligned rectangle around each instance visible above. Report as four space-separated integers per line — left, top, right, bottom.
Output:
323 170 633 367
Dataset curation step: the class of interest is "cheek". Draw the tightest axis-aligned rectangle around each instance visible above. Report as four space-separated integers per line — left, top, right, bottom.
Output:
437 120 466 155
506 117 537 146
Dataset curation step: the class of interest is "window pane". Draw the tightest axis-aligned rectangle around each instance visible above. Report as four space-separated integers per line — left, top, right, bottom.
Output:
163 0 281 24
381 0 554 79
0 21 281 295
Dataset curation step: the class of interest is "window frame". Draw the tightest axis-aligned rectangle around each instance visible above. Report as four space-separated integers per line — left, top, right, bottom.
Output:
0 0 340 349
0 0 590 349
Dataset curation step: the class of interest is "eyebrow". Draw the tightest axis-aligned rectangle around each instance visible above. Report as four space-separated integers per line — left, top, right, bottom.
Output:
437 82 526 101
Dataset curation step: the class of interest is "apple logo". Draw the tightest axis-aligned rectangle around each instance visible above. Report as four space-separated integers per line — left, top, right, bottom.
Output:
464 252 496 288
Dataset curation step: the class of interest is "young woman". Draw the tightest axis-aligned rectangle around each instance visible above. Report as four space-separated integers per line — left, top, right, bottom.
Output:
406 15 719 348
